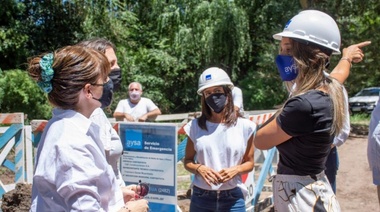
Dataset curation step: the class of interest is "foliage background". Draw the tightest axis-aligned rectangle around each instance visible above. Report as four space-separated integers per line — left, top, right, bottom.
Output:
0 0 378 121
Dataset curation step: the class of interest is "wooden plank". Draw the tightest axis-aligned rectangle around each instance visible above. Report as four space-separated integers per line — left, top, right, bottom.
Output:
30 120 48 133
24 126 34 183
110 113 190 123
0 113 24 124
0 124 23 149
154 113 190 122
0 138 15 168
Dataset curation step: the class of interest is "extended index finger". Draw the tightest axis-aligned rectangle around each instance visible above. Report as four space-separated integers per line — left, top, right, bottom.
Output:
356 41 371 48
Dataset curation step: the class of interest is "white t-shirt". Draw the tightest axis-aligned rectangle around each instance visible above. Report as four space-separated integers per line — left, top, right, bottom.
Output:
232 87 245 115
114 97 159 121
30 109 124 212
333 86 350 147
90 108 125 186
184 118 256 192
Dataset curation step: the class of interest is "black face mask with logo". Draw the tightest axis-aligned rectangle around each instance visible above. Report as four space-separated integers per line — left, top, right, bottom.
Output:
93 79 114 108
205 93 227 113
109 68 122 91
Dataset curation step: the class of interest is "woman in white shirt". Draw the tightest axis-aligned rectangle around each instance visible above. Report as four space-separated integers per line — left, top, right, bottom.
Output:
27 45 148 212
184 67 256 212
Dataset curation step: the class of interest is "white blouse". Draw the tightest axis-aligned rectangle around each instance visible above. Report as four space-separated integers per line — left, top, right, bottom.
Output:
30 109 124 212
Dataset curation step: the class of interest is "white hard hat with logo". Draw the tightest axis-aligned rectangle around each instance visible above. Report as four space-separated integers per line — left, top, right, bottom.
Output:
273 10 341 54
197 67 234 95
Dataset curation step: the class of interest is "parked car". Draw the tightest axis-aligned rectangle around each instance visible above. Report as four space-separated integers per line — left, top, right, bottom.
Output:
349 87 380 114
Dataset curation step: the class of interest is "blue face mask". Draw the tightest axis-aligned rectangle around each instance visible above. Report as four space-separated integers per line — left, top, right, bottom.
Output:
275 55 298 81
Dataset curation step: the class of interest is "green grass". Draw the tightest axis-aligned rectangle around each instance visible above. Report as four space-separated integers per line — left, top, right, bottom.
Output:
177 163 192 192
177 163 190 176
350 113 371 126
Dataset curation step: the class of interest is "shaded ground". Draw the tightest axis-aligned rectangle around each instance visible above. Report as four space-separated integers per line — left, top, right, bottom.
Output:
2 125 377 211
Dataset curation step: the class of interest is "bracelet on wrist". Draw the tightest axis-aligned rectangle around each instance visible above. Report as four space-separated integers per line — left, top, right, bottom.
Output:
340 57 352 67
195 164 203 173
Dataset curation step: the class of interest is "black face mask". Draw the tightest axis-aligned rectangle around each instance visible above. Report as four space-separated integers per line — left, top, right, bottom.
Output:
109 68 122 91
205 93 227 113
93 79 114 108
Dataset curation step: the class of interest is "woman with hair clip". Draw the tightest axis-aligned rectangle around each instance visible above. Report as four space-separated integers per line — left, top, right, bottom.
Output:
254 10 370 211
28 45 148 212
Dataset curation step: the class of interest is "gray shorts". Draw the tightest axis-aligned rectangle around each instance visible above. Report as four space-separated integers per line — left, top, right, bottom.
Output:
272 172 340 212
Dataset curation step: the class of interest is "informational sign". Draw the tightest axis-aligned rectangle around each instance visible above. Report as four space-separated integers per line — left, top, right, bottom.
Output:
119 123 178 212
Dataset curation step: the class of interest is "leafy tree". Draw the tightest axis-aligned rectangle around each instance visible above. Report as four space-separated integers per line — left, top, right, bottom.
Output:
0 0 29 70
0 70 52 122
0 0 379 119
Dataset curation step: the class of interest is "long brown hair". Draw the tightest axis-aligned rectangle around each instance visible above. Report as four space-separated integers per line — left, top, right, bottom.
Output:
197 86 238 131
286 39 346 135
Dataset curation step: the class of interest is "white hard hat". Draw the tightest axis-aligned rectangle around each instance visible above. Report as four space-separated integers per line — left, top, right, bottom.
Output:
273 10 341 54
197 67 234 95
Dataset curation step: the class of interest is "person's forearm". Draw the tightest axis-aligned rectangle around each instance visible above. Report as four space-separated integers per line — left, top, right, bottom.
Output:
146 109 161 118
235 160 254 175
113 112 125 119
114 112 132 121
184 159 201 174
330 57 352 84
330 41 371 84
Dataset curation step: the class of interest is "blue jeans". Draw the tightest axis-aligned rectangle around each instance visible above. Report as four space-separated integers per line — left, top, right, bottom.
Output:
325 146 339 193
190 186 245 212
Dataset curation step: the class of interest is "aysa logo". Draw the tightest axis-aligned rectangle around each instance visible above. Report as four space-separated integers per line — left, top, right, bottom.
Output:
284 63 297 74
125 129 143 150
205 74 212 81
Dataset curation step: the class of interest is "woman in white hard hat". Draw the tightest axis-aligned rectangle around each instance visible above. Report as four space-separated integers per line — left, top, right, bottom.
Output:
183 67 256 212
254 10 370 211
276 37 369 195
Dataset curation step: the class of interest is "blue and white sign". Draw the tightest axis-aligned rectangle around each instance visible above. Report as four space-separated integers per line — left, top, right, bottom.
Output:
119 123 178 212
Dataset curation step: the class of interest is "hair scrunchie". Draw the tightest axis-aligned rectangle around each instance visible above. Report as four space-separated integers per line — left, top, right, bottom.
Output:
37 53 54 93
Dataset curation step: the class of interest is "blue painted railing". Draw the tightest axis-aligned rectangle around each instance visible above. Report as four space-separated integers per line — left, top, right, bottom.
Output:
252 147 277 208
0 113 25 199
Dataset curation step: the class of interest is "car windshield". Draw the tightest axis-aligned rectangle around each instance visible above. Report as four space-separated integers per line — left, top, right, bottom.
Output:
356 88 380 97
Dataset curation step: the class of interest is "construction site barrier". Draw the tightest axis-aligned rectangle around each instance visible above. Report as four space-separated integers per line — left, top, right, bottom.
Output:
0 113 26 199
0 110 278 211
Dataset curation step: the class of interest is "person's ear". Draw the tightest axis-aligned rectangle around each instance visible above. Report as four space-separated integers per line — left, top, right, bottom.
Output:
83 83 92 98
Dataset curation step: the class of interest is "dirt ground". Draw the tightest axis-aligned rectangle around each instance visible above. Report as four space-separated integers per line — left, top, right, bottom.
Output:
2 130 378 212
335 135 379 211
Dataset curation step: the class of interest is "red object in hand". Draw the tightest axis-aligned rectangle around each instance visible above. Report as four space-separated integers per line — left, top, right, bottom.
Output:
135 180 149 198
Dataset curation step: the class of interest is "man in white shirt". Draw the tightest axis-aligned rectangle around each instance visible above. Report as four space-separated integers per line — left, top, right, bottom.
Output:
113 82 161 122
